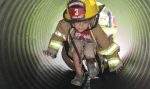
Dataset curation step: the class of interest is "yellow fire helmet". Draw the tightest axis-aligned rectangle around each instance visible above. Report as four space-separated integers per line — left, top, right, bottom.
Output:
63 0 105 22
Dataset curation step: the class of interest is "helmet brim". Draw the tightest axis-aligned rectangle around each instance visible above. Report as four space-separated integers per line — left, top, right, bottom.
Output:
63 4 105 22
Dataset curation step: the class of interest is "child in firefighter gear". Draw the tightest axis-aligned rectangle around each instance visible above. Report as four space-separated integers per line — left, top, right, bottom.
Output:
43 0 123 86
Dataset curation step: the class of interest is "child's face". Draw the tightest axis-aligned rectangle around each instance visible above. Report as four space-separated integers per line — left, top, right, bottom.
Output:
74 20 90 32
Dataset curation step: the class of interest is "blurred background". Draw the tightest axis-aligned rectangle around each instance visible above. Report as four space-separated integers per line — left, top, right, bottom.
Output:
0 0 150 89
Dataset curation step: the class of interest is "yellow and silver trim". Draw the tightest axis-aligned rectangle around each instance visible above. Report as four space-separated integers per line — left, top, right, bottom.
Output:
54 31 66 40
107 56 123 72
48 40 63 51
98 42 119 55
108 57 120 67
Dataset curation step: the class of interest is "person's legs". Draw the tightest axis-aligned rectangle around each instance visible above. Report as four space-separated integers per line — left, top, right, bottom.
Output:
70 39 84 76
70 39 84 86
84 42 98 78
84 42 96 67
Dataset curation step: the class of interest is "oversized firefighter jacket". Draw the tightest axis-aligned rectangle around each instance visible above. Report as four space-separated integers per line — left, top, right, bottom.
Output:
48 19 123 72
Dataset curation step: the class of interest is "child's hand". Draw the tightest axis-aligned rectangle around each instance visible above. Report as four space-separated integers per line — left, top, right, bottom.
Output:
43 48 57 59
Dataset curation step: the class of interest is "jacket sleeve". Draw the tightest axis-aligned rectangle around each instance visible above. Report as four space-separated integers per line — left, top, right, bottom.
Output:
92 24 123 72
48 20 68 54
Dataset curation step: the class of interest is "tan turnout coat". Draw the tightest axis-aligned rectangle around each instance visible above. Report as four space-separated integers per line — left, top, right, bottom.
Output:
48 19 123 72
